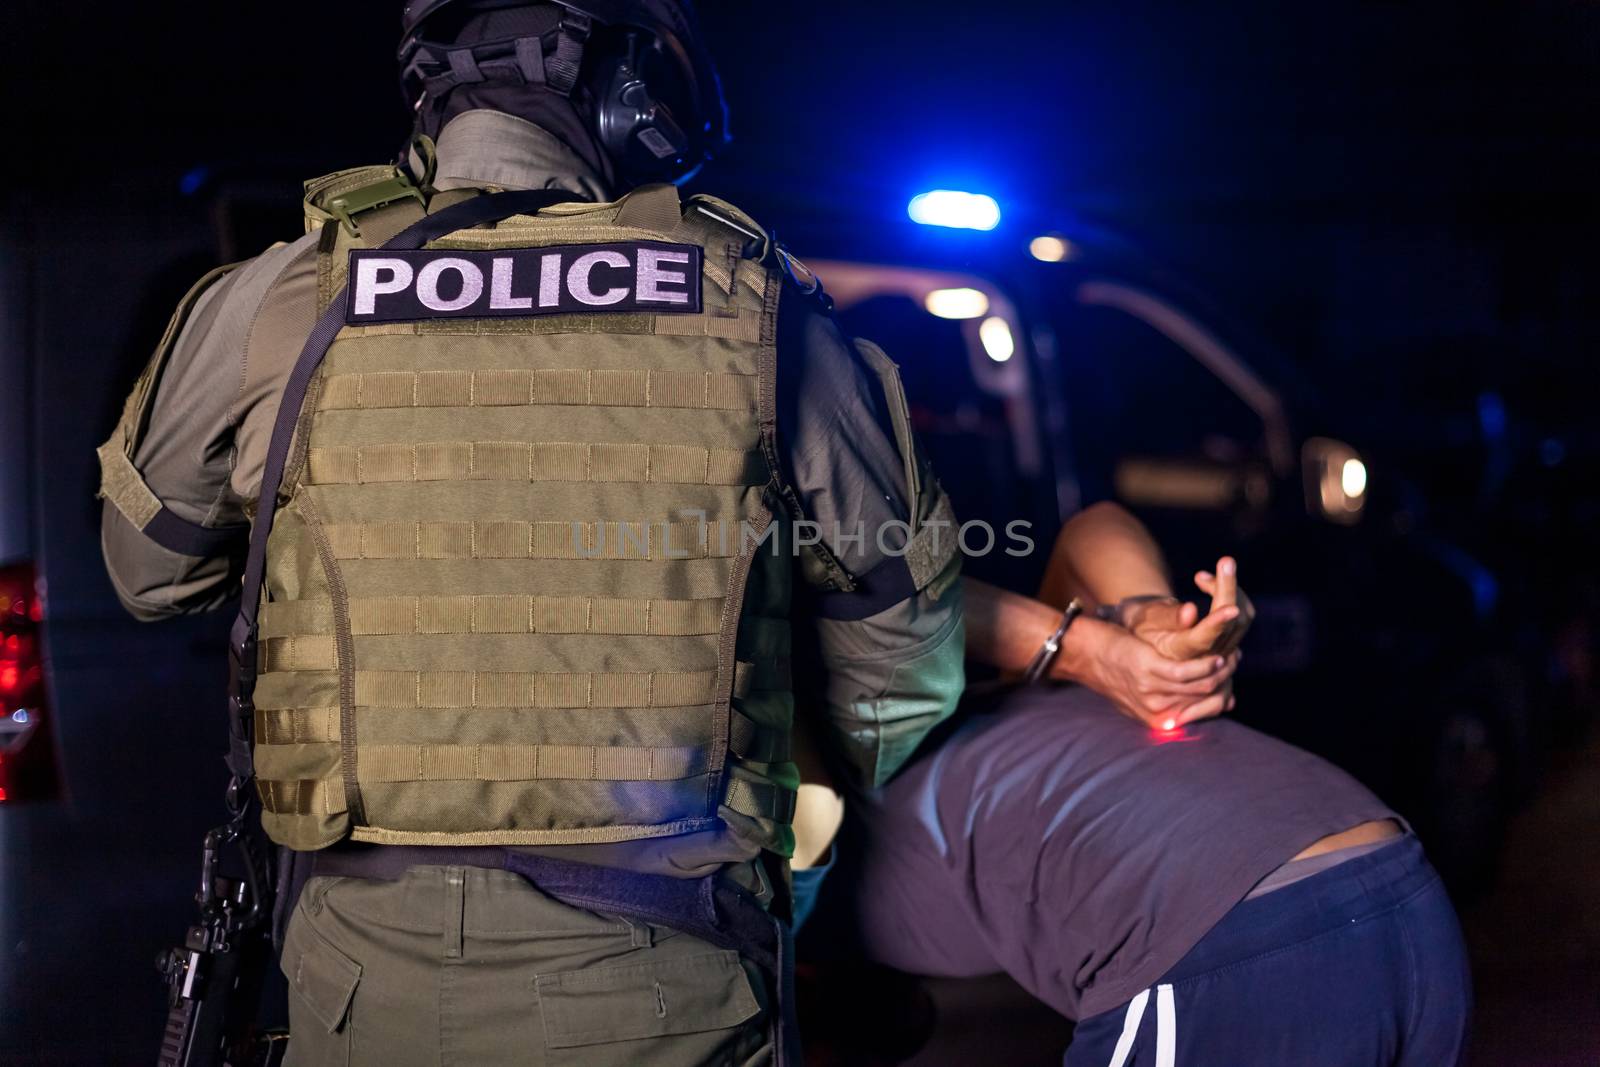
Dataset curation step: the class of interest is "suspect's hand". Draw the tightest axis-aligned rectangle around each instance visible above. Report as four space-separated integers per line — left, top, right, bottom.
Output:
1124 556 1251 661
1061 618 1238 729
1192 556 1255 656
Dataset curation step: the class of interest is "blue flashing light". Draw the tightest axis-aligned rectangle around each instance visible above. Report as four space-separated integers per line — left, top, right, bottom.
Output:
179 165 211 197
1477 391 1507 440
908 190 1001 231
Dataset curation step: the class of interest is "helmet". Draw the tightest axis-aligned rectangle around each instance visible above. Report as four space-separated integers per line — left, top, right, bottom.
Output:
398 0 729 186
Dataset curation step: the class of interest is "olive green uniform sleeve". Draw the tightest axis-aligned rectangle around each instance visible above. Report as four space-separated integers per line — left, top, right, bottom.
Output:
776 285 965 790
810 574 964 790
98 233 319 620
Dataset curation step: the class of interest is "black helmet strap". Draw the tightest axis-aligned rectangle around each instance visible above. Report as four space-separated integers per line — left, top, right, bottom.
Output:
404 9 592 106
544 11 591 96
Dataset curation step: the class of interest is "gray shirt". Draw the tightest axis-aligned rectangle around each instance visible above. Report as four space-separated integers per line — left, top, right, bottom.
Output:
853 683 1399 1019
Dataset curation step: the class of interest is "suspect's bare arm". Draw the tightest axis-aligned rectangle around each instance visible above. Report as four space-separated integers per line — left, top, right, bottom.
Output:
1036 501 1174 610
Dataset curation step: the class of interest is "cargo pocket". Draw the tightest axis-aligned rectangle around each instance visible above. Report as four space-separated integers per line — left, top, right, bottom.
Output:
281 913 361 1067
851 338 960 595
535 949 765 1066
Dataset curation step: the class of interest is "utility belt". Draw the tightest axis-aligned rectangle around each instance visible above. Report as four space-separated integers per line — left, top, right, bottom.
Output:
294 844 799 1066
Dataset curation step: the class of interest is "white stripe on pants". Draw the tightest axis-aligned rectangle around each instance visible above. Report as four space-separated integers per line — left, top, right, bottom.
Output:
1106 983 1177 1067
1155 984 1177 1067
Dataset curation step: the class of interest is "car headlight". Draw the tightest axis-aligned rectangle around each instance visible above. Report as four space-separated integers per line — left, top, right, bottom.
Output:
1304 437 1366 524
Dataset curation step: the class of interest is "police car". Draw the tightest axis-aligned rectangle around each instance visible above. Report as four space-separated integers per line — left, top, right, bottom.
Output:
746 192 1524 895
746 196 1524 1062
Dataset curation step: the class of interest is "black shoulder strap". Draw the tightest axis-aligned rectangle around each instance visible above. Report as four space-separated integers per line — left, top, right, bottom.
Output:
225 189 586 781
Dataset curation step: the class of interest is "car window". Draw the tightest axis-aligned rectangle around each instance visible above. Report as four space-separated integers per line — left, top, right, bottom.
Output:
1059 301 1266 502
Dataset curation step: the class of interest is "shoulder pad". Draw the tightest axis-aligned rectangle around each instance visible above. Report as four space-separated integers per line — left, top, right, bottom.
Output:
681 194 771 261
302 164 426 237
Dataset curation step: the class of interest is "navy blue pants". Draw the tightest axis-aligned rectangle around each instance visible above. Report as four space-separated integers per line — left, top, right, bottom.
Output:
1065 835 1471 1066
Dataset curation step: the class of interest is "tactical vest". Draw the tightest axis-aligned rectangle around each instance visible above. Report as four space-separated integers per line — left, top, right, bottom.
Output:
246 168 797 856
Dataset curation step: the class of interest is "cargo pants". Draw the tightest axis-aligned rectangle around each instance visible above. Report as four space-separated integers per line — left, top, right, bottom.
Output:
280 866 773 1066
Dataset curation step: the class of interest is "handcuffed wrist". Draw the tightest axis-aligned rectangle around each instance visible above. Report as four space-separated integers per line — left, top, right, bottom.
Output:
1049 611 1113 683
1096 594 1180 629
1023 598 1086 684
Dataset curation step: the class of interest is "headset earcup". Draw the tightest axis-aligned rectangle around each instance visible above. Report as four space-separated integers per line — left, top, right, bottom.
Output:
632 90 689 163
593 52 691 183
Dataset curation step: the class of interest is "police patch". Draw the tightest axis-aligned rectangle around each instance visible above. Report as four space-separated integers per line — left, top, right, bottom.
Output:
345 241 703 324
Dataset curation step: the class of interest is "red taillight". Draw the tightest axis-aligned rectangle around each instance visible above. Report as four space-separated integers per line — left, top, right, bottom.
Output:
0 560 61 803
0 615 41 705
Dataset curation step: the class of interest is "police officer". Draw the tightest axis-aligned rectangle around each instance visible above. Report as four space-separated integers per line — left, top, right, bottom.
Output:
98 3 965 1063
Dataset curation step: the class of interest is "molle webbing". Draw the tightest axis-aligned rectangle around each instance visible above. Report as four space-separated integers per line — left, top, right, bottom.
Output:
325 311 764 342
304 441 764 486
252 661 787 707
235 185 796 853
261 594 728 637
274 744 709 785
316 369 759 412
255 703 789 762
237 192 583 636
311 519 746 561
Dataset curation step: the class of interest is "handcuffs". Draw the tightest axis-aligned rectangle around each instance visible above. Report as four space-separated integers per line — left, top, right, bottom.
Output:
1022 594 1180 684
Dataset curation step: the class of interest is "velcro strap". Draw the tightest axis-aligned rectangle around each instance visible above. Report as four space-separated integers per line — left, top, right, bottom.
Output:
905 493 960 593
722 778 797 823
96 433 248 556
728 712 791 764
355 743 705 783
96 431 161 529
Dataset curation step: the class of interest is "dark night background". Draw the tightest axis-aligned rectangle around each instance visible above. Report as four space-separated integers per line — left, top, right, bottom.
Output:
2 1 1598 1064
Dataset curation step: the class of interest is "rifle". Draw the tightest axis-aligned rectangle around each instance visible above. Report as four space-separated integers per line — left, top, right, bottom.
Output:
155 774 284 1067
